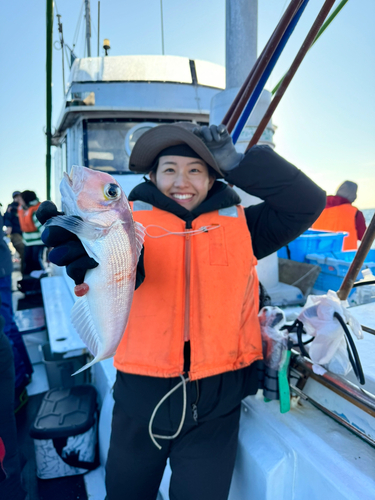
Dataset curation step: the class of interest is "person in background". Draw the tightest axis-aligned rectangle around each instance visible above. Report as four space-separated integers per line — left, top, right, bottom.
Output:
311 180 367 250
12 191 23 207
17 191 45 276
4 201 25 275
0 210 33 401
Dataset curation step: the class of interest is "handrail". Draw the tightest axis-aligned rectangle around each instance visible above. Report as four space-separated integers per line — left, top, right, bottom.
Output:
290 351 375 417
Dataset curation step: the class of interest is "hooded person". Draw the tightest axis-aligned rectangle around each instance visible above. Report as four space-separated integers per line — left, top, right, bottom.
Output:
4 201 25 274
37 122 326 500
312 180 366 250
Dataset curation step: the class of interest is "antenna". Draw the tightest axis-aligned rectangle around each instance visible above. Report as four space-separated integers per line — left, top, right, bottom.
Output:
85 0 91 57
97 1 100 56
160 0 165 55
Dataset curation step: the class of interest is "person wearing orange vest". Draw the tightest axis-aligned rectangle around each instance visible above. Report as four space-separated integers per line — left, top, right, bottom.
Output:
311 181 366 250
17 191 45 275
38 123 326 500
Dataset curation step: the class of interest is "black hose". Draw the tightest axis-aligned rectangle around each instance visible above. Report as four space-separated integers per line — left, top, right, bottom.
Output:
285 314 365 385
284 319 311 357
333 312 365 385
352 279 375 288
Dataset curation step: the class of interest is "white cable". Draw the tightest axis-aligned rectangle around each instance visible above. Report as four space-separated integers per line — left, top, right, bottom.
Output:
148 374 190 450
145 224 220 239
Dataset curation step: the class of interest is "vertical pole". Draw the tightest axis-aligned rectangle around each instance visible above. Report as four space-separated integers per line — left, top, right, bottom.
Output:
337 214 375 301
226 0 257 90
46 0 53 200
97 1 100 57
160 0 165 55
85 0 91 57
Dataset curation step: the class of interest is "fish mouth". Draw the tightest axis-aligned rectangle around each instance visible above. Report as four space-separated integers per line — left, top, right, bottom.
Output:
63 170 73 186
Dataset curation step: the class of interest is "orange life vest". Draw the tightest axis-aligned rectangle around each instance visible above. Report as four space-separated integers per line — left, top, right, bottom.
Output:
311 204 358 250
18 203 41 233
114 203 263 381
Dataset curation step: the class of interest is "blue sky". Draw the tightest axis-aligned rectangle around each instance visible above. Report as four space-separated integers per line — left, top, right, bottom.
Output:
0 0 374 208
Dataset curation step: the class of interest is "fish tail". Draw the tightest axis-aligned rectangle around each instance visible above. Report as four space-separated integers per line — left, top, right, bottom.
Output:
71 356 100 376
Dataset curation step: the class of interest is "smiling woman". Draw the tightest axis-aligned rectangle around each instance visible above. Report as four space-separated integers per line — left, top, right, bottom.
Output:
149 153 215 212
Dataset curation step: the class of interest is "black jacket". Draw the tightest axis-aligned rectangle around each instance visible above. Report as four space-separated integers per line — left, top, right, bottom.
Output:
129 145 326 286
114 146 326 430
3 207 22 236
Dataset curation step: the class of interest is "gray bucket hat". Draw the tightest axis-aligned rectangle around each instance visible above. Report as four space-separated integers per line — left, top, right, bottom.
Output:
128 122 224 177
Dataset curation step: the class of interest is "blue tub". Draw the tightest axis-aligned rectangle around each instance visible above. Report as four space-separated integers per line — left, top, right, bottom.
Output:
277 230 347 263
305 250 375 293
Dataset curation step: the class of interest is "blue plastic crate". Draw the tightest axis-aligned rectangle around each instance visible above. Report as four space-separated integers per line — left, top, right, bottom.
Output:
277 230 347 263
305 250 375 293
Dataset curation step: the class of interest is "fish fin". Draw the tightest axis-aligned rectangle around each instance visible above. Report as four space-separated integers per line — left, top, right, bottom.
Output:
71 295 101 358
45 215 108 240
72 351 116 376
72 356 100 376
134 221 145 262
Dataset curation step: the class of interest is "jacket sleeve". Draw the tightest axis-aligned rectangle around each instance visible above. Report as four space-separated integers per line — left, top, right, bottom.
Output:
355 210 367 241
224 145 326 260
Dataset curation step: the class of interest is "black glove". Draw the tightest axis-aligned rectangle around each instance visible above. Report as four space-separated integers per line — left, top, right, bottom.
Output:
193 124 244 172
37 201 98 286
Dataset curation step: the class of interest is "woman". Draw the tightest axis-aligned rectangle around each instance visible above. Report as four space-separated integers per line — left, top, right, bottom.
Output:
38 123 325 500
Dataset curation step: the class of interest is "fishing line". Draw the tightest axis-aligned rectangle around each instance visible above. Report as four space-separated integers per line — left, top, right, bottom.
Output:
145 224 221 239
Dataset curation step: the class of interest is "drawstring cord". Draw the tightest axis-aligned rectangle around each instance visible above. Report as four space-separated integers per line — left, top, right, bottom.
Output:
146 224 217 448
145 224 220 238
148 374 190 450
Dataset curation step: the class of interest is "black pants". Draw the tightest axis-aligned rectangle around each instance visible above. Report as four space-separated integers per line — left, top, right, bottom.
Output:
105 403 241 500
23 244 44 276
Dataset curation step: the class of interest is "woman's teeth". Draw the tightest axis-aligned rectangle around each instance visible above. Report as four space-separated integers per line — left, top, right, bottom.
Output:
173 194 193 200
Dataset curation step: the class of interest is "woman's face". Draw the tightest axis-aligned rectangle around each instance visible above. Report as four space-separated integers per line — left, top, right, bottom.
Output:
150 155 215 211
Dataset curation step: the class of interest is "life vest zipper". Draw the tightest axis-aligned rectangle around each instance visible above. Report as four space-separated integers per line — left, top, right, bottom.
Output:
184 222 192 343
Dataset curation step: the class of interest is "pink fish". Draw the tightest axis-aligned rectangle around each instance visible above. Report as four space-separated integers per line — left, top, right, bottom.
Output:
46 166 144 373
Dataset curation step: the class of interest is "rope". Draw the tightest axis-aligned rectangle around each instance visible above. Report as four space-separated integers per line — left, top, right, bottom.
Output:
72 0 85 50
145 224 220 239
290 266 318 287
148 375 190 450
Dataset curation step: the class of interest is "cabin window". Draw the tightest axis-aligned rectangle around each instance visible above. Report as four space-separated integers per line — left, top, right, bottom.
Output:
83 121 134 173
84 120 156 174
83 119 198 174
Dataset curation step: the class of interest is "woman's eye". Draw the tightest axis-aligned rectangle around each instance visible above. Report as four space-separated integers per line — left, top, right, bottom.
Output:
104 183 121 200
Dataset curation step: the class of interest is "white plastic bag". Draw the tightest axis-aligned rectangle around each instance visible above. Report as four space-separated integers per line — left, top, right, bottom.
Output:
297 290 363 375
258 306 288 371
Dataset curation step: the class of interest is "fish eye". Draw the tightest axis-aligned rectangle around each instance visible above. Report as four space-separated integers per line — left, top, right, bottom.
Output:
104 183 121 200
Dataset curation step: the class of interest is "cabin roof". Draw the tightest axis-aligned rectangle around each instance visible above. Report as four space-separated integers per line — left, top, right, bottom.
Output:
68 55 225 89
